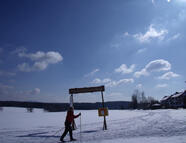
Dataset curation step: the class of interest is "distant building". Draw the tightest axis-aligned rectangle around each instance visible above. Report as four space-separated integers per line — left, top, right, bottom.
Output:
160 90 186 108
151 103 161 110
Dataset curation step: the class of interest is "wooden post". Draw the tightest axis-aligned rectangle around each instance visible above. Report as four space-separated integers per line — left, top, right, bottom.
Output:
101 91 107 130
70 94 74 107
70 94 76 130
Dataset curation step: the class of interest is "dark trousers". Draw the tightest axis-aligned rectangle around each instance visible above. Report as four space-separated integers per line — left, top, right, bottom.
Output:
60 121 73 140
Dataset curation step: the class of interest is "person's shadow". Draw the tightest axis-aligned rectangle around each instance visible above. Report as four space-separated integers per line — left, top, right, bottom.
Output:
17 131 60 138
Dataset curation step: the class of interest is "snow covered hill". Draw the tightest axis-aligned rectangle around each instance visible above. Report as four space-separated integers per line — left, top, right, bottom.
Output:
0 107 186 143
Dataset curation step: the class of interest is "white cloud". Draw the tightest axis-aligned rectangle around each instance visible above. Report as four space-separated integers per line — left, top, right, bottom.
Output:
145 59 171 72
33 61 48 71
167 33 181 41
156 84 168 88
84 69 99 77
158 71 180 80
19 51 45 60
17 51 63 72
134 69 149 78
133 25 168 43
91 78 111 84
32 88 40 95
115 64 135 74
124 32 129 36
22 88 41 96
137 48 147 54
136 84 143 89
92 78 134 87
102 78 112 83
134 59 171 78
152 0 171 4
17 63 31 72
107 78 134 87
19 51 63 64
92 78 102 84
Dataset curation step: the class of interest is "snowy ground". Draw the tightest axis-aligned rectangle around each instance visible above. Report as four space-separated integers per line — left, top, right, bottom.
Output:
0 107 186 143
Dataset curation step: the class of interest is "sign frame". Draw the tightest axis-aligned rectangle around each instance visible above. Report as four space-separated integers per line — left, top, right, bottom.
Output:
69 85 107 130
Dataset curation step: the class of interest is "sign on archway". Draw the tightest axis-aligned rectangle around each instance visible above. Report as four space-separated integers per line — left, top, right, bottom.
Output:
69 85 108 130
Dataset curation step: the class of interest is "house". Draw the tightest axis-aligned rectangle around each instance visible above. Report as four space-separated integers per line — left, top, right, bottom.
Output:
160 95 172 108
160 90 186 108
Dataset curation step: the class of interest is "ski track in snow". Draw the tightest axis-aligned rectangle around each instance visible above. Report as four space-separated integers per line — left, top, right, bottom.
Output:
0 108 186 143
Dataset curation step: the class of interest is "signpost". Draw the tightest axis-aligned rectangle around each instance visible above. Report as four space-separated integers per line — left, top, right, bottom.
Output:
69 85 108 130
98 108 108 116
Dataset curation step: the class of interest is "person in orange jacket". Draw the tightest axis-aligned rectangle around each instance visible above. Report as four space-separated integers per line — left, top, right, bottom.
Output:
60 107 81 142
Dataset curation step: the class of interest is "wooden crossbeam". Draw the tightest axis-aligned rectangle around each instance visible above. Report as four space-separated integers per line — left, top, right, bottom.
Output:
69 85 105 94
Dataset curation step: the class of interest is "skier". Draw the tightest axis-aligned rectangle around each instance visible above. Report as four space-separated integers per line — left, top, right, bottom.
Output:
60 107 81 142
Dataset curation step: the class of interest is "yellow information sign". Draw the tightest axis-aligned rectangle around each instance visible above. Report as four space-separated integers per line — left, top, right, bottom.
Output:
98 108 108 116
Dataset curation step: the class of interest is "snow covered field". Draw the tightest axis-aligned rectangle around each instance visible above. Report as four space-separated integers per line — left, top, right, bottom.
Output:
0 107 186 143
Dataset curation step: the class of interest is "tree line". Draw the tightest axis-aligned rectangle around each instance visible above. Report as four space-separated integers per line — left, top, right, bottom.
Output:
131 89 159 109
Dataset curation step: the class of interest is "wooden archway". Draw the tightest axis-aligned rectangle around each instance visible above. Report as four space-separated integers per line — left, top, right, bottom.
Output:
69 85 107 130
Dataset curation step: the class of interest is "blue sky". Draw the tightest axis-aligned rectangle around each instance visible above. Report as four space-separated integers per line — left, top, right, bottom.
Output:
0 0 186 102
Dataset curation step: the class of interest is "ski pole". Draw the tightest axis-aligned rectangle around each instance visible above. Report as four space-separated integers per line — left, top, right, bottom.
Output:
41 127 64 143
80 114 82 143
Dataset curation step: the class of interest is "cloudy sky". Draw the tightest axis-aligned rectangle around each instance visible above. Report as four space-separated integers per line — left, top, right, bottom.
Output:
0 0 186 103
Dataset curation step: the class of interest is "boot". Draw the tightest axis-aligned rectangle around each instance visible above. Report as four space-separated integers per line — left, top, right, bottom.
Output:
70 138 77 141
60 137 65 142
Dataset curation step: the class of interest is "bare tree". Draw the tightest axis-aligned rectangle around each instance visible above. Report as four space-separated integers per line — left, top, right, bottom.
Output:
131 89 159 109
131 90 138 109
